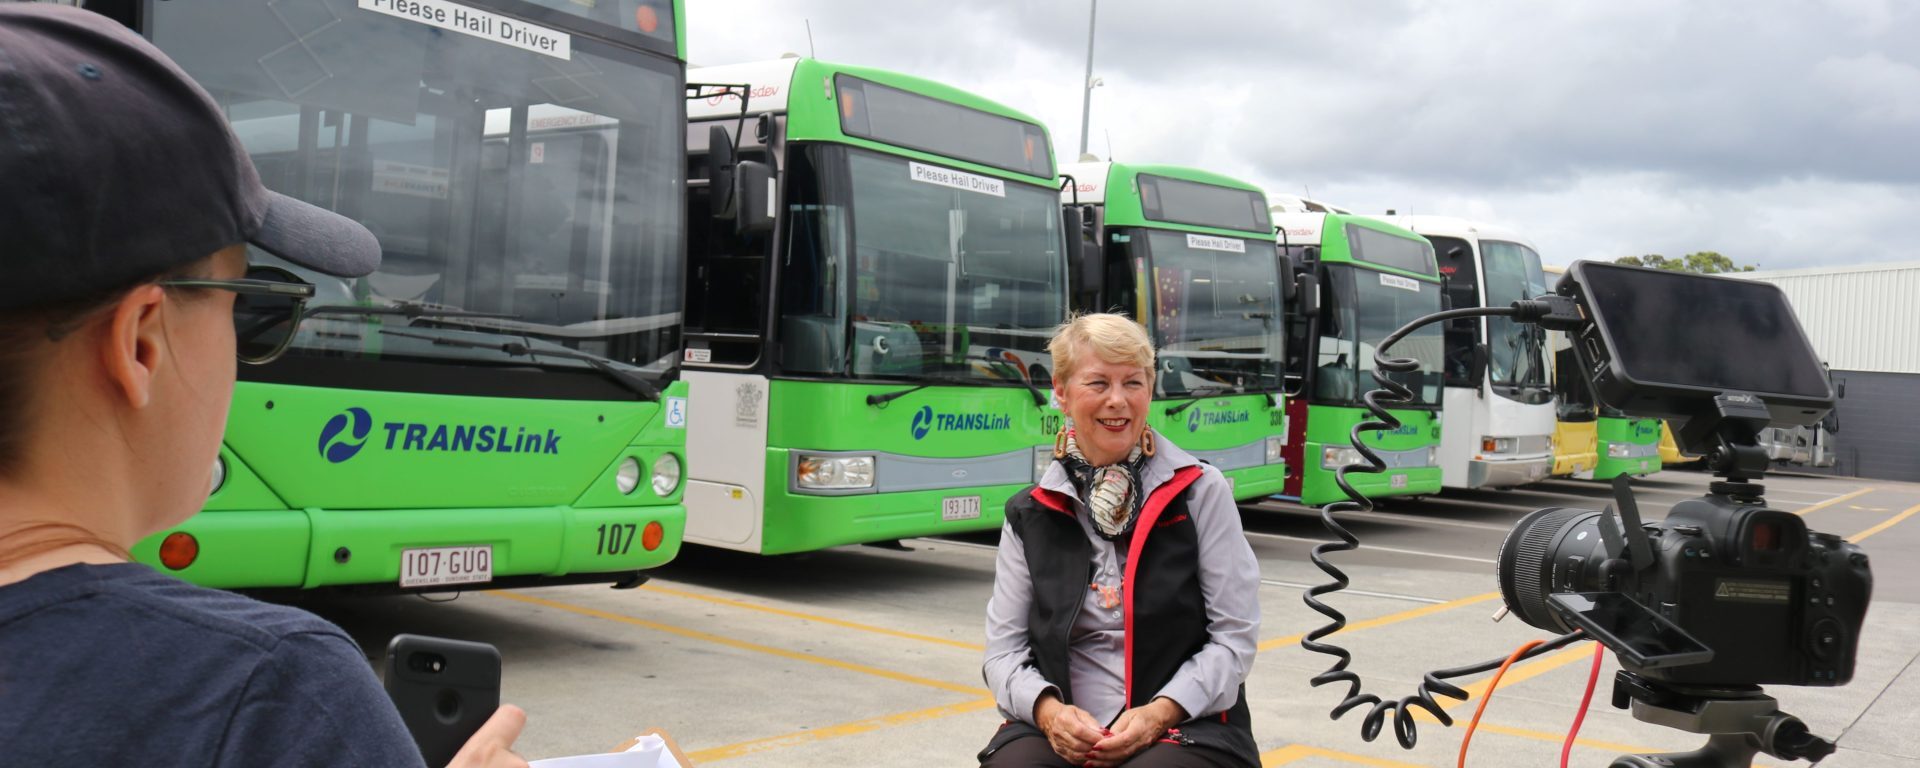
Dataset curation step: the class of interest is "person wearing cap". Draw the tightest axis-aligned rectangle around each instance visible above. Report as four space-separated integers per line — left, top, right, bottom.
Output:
0 6 524 766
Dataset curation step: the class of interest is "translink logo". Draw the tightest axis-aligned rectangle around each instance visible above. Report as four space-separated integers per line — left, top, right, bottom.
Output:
318 408 563 464
910 405 1013 441
1186 409 1251 433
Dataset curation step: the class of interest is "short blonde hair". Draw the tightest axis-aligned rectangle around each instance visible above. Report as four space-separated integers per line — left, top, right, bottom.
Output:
1047 312 1155 383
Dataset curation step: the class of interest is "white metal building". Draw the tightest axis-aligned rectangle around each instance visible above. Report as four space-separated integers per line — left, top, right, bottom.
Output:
1733 262 1920 375
1731 262 1920 481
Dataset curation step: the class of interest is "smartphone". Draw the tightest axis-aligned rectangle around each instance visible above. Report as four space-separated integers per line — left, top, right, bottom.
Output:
1547 592 1715 670
384 634 501 766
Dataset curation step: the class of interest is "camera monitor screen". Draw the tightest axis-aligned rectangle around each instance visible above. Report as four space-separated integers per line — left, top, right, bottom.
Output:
1548 592 1714 670
1560 262 1834 423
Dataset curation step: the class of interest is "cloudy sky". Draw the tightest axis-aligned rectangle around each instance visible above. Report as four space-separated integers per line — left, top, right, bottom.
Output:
687 0 1920 271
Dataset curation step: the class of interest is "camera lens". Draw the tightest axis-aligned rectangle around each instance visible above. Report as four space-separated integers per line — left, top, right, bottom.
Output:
1496 506 1609 632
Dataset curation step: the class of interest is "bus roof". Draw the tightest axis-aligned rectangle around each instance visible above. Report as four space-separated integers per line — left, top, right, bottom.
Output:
1384 215 1538 250
1278 211 1439 281
1267 191 1353 215
1059 160 1274 240
689 57 1055 183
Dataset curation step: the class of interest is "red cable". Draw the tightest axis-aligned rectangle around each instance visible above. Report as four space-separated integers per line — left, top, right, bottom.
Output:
1561 643 1607 768
1457 639 1546 768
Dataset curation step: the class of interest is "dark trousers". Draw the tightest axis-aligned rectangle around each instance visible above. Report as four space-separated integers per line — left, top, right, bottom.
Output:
980 734 1243 768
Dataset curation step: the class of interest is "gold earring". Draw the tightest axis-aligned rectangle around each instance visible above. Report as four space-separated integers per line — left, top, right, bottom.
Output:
1140 429 1156 458
1054 427 1070 459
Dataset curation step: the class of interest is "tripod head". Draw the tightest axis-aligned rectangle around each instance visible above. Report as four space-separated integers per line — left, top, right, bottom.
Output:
1608 672 1837 767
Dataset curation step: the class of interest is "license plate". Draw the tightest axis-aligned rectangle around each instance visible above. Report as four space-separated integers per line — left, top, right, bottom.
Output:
1390 474 1408 490
941 496 982 522
400 546 492 589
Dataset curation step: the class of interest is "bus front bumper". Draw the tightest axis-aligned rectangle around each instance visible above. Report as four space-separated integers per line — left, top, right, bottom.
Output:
133 504 685 590
1469 456 1553 488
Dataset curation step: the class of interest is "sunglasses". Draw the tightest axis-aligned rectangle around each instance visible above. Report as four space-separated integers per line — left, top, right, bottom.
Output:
160 266 316 364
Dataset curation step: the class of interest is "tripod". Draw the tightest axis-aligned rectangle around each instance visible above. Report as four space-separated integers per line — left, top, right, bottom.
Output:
1607 672 1836 767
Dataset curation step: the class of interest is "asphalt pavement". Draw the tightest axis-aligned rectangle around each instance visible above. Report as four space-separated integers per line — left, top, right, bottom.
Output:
305 468 1920 767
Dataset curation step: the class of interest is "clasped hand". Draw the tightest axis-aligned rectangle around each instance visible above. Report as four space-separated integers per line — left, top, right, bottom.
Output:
1035 694 1186 767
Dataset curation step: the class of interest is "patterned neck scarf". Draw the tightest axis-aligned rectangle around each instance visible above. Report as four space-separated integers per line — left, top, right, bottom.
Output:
1058 419 1150 540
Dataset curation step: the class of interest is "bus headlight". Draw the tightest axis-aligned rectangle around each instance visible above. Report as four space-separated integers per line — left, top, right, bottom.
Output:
1265 436 1285 465
1033 446 1054 482
209 456 227 496
1321 446 1365 471
652 453 682 496
616 457 642 495
1427 446 1440 467
1606 442 1632 459
797 455 875 490
1481 437 1516 455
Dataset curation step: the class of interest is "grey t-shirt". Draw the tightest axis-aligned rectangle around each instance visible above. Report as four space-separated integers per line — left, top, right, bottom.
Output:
0 562 426 767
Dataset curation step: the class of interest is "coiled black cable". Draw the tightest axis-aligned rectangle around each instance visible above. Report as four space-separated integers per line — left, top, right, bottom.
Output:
1300 304 1586 748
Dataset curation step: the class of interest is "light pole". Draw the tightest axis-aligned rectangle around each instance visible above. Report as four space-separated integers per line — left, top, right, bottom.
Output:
1078 0 1098 159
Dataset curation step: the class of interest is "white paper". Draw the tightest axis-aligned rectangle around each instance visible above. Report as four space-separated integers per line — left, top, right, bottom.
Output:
529 734 683 768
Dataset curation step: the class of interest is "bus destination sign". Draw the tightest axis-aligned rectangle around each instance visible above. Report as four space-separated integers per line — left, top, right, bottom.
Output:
359 0 572 60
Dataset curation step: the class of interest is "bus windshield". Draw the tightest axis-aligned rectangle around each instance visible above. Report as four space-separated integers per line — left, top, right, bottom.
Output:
1315 264 1443 407
1482 241 1550 400
833 149 1065 384
151 0 686 377
1143 230 1283 396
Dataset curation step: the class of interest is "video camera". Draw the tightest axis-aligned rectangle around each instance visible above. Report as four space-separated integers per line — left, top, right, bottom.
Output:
1492 262 1872 765
1304 261 1875 765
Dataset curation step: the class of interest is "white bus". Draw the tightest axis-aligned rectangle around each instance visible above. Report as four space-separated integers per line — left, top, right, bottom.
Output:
1385 216 1555 489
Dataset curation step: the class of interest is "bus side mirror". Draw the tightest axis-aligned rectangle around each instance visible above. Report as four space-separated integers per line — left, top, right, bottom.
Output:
1294 272 1320 317
733 160 776 234
1278 253 1298 303
708 125 736 221
1468 342 1489 388
1835 378 1846 398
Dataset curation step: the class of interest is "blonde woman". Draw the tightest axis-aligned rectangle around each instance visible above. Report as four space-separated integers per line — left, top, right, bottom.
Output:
980 314 1261 768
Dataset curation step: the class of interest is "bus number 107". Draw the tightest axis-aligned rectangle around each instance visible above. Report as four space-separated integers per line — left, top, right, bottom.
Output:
596 523 637 556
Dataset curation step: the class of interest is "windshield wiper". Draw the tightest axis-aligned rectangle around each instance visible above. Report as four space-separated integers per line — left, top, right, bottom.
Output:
987 360 1049 409
305 303 522 322
379 329 659 401
864 371 984 408
1165 385 1234 416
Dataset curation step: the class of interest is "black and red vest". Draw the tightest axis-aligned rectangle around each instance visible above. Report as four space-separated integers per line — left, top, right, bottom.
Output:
979 465 1258 766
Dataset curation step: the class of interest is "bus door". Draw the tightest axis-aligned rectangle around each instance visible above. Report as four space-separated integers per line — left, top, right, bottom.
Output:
682 114 779 547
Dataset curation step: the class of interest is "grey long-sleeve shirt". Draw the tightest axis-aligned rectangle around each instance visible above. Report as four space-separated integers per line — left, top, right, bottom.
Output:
982 435 1262 727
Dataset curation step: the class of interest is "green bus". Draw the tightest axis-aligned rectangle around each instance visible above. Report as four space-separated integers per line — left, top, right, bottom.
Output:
110 0 692 590
1544 266 1659 481
681 58 1065 554
1057 162 1288 501
1594 414 1663 480
1272 203 1444 507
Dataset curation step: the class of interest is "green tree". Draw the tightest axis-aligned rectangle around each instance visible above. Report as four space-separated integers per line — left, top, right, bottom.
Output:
1613 252 1756 273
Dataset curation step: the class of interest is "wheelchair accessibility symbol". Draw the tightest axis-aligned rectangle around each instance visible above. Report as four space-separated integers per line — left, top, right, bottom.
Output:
665 397 687 429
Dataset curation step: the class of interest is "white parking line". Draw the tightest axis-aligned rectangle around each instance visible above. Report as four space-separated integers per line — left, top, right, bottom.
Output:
1241 531 1498 564
1258 578 1447 604
1249 503 1514 532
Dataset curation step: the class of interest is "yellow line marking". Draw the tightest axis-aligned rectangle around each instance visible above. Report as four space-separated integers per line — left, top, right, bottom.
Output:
640 582 985 651
1791 487 1876 517
1261 744 1427 767
1469 721 1653 755
1850 502 1920 543
486 591 986 696
684 698 996 763
1260 592 1502 652
1406 645 1597 724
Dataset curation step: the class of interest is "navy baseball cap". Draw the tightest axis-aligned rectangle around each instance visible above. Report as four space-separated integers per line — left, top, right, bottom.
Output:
0 3 381 311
